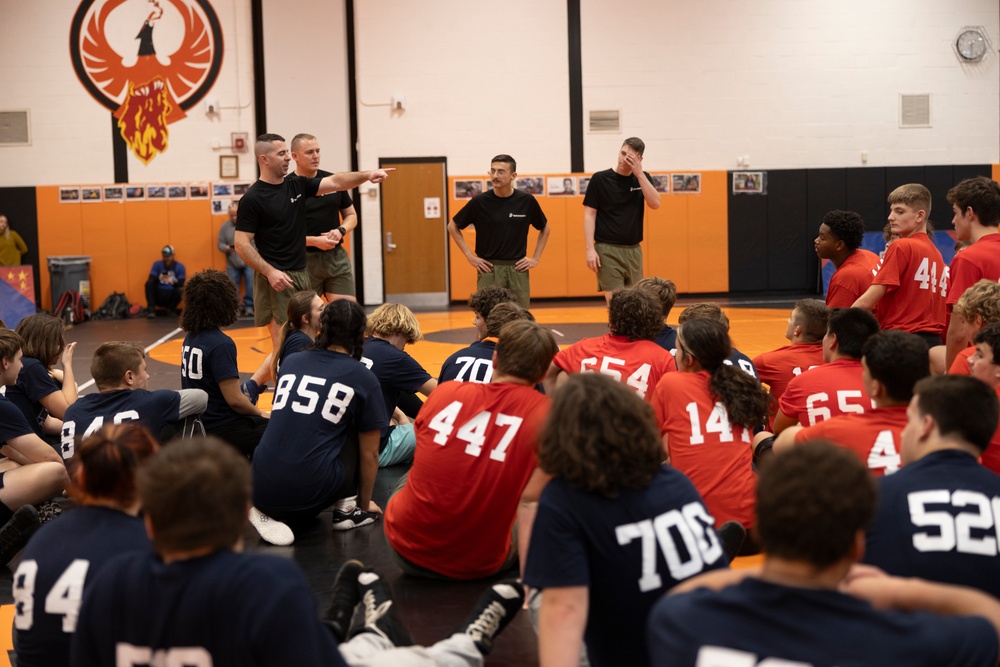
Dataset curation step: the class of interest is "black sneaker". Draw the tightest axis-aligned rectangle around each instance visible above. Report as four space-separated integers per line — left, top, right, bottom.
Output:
716 520 747 563
459 580 525 655
324 559 364 641
0 506 41 566
331 507 378 531
356 569 413 646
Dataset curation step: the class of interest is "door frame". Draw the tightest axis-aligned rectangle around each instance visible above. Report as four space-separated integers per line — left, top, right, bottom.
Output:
378 156 450 308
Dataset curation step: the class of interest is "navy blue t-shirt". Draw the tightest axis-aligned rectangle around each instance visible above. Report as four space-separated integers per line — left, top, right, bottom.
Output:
6 358 61 436
276 329 313 377
647 577 998 667
72 550 349 667
181 329 240 429
654 325 677 352
524 465 727 667
252 350 387 514
236 174 323 271
668 343 758 379
361 337 431 445
61 388 180 461
0 394 34 444
148 260 185 292
865 449 1000 598
438 340 496 383
13 506 150 667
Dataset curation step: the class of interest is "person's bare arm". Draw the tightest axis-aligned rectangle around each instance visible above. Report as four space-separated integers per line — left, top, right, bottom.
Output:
448 220 492 274
4 432 64 465
542 362 564 395
516 224 551 272
624 153 660 210
852 284 888 311
316 169 392 196
219 378 266 417
771 409 798 435
945 316 973 372
772 425 805 453
517 467 553 576
38 343 78 419
417 378 437 397
538 586 589 667
235 230 293 291
583 206 600 271
357 430 382 514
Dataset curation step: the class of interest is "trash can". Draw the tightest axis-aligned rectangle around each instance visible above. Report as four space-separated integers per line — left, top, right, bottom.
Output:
47 256 91 311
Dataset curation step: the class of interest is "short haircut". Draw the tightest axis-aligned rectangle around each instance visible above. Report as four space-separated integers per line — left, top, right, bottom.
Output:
0 328 23 363
822 210 865 251
608 287 662 342
622 137 645 157
68 423 158 507
974 322 1000 365
792 299 829 343
494 320 557 383
181 270 239 333
15 313 65 366
491 154 516 173
678 302 730 332
914 375 999 453
947 176 1000 228
953 280 1000 325
290 133 316 152
91 342 145 390
315 299 367 361
757 440 876 568
861 332 929 403
635 277 677 318
827 308 879 359
468 286 517 322
138 437 251 554
254 133 285 157
888 183 932 217
367 303 423 345
485 302 530 337
539 374 663 498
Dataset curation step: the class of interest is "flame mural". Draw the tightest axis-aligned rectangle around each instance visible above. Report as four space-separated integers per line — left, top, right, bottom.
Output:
70 0 223 164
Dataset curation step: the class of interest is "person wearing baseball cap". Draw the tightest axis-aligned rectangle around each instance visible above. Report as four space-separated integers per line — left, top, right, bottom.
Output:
145 245 186 318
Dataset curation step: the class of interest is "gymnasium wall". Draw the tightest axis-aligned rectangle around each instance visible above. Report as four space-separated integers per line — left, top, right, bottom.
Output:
1 0 998 307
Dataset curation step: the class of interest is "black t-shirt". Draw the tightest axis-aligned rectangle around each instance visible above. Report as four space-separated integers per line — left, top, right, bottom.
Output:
583 168 652 246
453 189 547 260
303 169 353 253
235 174 322 271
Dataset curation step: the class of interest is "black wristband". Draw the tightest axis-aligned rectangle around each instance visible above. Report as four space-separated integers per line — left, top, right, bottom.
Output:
337 226 347 237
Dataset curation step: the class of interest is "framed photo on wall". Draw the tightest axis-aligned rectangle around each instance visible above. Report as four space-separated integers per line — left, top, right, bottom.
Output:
219 155 239 179
732 171 766 194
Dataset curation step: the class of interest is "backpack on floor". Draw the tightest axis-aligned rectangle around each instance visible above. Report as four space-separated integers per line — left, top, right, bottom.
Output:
54 290 87 325
91 292 131 321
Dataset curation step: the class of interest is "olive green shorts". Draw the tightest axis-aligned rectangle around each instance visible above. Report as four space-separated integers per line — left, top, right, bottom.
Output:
476 260 530 308
595 242 643 292
253 269 312 327
307 247 355 297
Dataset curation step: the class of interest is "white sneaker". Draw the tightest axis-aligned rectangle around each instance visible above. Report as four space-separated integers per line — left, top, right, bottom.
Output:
249 506 294 546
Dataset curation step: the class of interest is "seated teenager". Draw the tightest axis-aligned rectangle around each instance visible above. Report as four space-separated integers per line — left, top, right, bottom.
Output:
7 314 77 439
648 441 1000 667
385 320 557 580
523 373 727 667
0 329 70 565
677 302 758 378
635 276 678 351
60 342 207 460
439 302 530 384
545 287 676 401
361 303 437 467
13 423 156 667
252 300 387 534
933 279 1000 375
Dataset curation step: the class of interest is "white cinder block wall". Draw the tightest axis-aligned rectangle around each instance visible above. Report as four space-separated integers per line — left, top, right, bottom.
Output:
2 0 998 303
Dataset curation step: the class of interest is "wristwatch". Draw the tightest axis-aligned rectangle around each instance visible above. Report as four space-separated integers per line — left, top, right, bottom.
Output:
337 226 347 237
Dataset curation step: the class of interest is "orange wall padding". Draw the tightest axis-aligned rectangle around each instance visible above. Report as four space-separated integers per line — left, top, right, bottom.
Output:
36 187 230 310
447 172 729 301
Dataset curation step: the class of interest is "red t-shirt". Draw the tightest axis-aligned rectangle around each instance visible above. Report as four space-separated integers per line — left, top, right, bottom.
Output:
947 234 1000 311
752 343 825 423
384 381 547 579
827 249 880 308
778 358 873 427
553 334 676 401
792 406 908 476
950 346 975 375
871 232 947 335
983 386 1000 475
651 371 756 529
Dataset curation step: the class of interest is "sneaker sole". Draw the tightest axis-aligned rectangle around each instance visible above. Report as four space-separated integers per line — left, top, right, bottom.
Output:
331 515 376 531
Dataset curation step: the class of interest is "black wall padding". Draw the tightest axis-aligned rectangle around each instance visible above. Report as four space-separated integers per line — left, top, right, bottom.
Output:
0 187 40 305
845 168 886 233
727 175 769 292
766 170 810 291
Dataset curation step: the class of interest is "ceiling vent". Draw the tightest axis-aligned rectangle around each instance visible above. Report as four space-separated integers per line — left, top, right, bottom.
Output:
0 111 30 146
588 109 621 133
899 94 931 128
